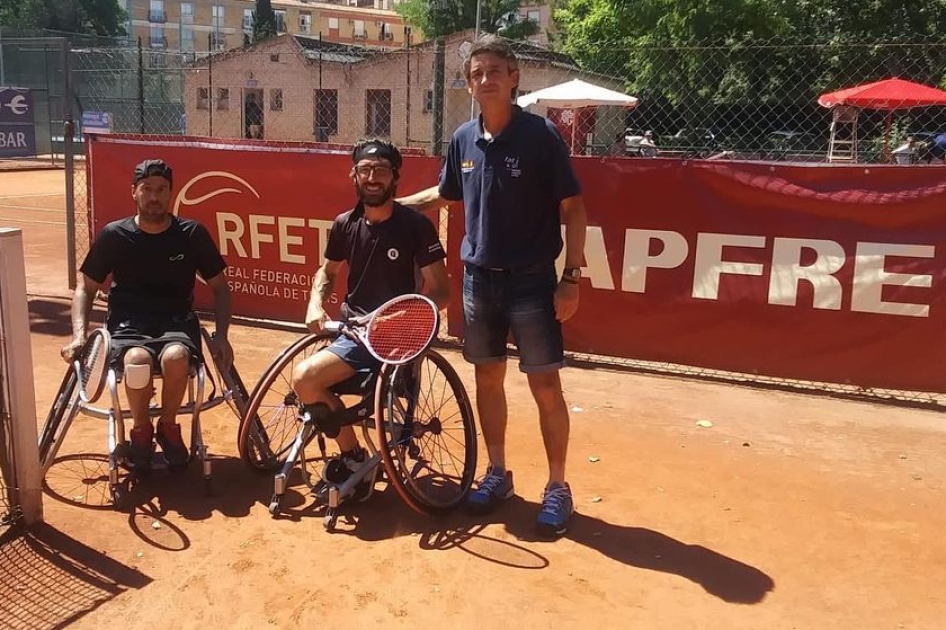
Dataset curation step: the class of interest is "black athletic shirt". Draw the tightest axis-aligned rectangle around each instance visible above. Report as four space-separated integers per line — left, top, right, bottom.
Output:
80 215 226 324
324 202 446 318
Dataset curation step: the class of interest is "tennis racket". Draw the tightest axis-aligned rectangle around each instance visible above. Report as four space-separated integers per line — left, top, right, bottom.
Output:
74 328 110 403
327 294 439 365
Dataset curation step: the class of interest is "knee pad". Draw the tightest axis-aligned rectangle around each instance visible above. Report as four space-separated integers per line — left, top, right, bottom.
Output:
124 363 152 390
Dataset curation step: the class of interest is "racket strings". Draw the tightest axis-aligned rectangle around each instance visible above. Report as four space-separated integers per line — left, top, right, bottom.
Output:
366 298 437 363
79 333 108 398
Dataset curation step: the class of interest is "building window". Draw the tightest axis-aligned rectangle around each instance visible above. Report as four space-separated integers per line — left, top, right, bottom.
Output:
423 89 433 113
243 8 253 31
181 26 194 51
527 9 540 23
270 89 283 111
299 11 312 33
149 0 165 22
275 10 287 33
149 25 165 48
211 32 226 51
314 89 338 140
197 87 209 110
180 2 194 23
353 20 365 38
328 17 339 30
365 89 391 136
217 87 230 110
212 5 225 29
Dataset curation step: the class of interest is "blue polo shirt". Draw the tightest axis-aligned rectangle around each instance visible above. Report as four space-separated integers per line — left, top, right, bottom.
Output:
438 106 581 269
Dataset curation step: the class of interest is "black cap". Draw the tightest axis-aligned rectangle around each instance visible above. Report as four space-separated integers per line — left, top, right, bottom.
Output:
351 139 402 170
132 159 173 186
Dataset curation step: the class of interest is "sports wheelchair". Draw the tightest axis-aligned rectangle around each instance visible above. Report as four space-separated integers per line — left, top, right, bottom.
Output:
39 326 252 511
237 318 478 531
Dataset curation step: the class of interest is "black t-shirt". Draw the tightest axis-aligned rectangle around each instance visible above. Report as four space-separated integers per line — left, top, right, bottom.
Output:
80 215 226 325
324 202 446 318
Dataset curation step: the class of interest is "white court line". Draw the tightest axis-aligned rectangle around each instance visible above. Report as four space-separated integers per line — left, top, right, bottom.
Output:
0 204 64 214
0 217 66 226
0 193 64 200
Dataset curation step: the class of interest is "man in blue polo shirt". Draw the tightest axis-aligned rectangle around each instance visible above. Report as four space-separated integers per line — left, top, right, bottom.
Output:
400 35 588 538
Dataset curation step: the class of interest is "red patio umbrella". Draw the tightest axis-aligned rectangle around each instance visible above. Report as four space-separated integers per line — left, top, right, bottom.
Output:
818 78 946 160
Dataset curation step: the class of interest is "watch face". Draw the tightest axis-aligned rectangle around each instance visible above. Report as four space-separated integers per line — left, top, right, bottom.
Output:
565 268 581 278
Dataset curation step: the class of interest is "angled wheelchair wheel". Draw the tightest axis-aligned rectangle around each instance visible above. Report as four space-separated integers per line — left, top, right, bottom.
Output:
375 349 477 515
39 366 83 473
238 332 334 471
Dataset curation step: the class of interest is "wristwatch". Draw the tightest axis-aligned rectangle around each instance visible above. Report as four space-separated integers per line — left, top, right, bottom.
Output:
561 267 582 284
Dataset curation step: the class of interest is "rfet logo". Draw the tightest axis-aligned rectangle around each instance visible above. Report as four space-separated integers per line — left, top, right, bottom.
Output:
173 170 334 267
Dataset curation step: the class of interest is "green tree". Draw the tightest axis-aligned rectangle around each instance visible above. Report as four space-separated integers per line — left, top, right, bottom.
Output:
396 0 539 40
252 0 277 42
0 0 127 36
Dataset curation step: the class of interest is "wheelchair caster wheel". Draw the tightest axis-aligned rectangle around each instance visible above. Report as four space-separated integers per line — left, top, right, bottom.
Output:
268 494 282 517
111 485 129 512
323 511 337 531
203 477 213 497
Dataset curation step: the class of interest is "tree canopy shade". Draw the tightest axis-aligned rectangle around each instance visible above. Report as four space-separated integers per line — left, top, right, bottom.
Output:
0 0 127 36
252 0 277 43
552 0 946 105
396 0 539 40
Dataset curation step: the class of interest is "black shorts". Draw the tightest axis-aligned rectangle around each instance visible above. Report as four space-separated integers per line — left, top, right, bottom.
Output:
108 312 202 370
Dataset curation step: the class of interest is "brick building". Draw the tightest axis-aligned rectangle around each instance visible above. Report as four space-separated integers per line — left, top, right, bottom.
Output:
182 30 624 151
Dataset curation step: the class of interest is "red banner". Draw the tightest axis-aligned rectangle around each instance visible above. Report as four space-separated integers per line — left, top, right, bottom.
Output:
87 135 441 323
88 137 946 392
556 157 946 392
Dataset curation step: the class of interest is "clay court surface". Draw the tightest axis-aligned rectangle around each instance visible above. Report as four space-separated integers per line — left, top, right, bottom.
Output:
1 169 945 629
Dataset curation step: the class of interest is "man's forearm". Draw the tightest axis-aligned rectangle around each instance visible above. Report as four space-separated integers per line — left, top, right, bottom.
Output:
562 200 588 269
397 186 450 213
307 266 335 320
71 285 94 339
212 286 232 338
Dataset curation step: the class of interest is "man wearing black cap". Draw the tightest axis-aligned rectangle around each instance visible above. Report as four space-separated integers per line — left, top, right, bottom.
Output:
61 159 233 475
291 138 450 504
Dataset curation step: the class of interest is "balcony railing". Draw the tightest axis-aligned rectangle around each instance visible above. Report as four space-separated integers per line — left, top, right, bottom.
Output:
148 10 167 23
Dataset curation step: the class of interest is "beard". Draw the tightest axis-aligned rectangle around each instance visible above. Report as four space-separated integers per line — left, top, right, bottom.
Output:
355 180 396 207
137 200 170 224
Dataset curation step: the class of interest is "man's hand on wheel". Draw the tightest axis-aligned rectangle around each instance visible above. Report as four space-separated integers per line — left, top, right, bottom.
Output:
60 336 85 364
211 334 234 371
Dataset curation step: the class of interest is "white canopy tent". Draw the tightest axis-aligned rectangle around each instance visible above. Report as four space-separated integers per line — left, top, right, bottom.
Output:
517 79 639 154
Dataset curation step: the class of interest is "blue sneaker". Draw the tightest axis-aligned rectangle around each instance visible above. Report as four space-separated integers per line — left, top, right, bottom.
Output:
536 482 574 538
466 466 514 514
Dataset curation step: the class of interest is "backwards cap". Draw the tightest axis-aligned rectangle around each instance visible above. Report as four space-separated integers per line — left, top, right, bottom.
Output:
133 159 173 186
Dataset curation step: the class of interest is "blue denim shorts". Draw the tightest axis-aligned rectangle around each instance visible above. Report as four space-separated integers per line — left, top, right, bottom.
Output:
325 334 381 376
461 263 565 373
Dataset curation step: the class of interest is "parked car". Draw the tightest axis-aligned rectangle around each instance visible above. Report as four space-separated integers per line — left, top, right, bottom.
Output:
663 127 722 158
761 130 826 161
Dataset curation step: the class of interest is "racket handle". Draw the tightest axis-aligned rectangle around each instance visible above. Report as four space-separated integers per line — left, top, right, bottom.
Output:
323 320 341 333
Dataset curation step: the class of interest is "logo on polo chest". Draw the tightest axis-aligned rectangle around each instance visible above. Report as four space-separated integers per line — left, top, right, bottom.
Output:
169 253 185 261
387 248 400 260
505 156 521 178
461 160 475 173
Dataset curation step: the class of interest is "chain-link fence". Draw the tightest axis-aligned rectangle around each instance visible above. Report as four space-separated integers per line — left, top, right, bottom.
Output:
54 32 946 407
0 37 71 168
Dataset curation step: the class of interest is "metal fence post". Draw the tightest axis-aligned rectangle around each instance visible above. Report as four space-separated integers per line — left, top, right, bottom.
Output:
137 37 145 133
62 37 77 290
432 38 445 156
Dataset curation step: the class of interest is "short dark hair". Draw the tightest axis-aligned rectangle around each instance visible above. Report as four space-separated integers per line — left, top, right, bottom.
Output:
351 138 403 171
132 159 172 186
463 34 519 79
